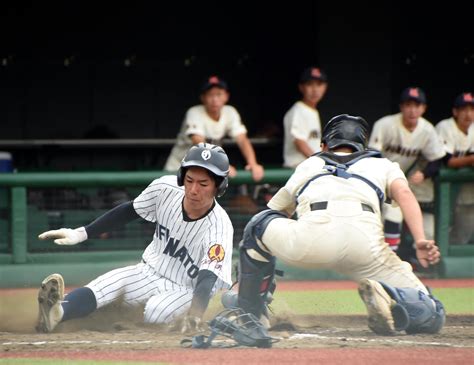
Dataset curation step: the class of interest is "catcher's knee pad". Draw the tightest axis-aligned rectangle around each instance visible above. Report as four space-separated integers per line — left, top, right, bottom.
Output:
380 282 445 334
241 209 286 260
237 248 276 319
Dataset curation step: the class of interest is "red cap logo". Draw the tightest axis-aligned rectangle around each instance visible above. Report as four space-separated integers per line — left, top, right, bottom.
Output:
208 76 219 84
409 88 419 97
311 68 321 78
463 93 473 102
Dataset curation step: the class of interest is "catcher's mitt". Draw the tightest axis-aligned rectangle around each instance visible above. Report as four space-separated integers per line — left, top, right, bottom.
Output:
181 307 278 349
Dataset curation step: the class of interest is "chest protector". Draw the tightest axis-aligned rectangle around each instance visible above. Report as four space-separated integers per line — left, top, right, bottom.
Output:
297 149 386 210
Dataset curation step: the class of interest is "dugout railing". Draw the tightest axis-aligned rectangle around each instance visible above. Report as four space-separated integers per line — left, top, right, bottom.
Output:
0 168 472 286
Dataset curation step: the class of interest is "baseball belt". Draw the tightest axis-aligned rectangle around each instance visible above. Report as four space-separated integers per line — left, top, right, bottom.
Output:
310 201 374 213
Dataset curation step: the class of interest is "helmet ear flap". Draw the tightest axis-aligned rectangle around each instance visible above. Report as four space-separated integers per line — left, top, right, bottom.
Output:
177 166 185 186
217 177 229 197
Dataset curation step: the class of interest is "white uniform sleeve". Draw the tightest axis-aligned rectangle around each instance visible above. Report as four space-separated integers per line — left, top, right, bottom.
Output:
226 106 248 138
198 214 234 289
183 107 206 137
435 120 455 155
268 157 324 213
133 178 162 222
385 160 408 200
421 125 446 161
289 107 313 141
368 119 385 151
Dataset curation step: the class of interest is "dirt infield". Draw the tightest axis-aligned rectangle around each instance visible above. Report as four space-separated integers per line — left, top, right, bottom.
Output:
1 280 473 364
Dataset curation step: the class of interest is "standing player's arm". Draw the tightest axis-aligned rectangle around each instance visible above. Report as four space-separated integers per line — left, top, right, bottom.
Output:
190 134 205 144
446 153 474 168
235 133 264 182
294 138 314 158
408 156 446 185
390 178 440 267
38 201 140 245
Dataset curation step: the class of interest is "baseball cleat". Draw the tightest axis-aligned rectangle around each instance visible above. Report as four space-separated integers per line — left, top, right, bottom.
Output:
358 278 396 335
36 273 65 333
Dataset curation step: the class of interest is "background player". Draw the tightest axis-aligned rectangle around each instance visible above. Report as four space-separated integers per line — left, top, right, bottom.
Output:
436 92 474 244
164 75 264 182
36 143 234 334
283 67 328 168
227 114 444 338
369 87 445 257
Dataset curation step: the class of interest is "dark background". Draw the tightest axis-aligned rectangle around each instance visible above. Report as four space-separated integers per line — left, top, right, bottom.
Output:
0 1 473 170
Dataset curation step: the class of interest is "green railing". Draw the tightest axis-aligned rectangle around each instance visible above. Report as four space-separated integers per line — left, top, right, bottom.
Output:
0 167 472 266
435 167 474 257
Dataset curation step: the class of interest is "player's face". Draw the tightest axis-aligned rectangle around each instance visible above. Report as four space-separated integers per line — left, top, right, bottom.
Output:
400 101 426 129
299 80 327 106
453 105 474 134
201 87 229 115
183 167 217 217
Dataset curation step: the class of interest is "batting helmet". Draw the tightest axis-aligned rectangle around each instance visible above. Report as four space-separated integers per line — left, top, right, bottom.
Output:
177 143 230 197
321 114 369 152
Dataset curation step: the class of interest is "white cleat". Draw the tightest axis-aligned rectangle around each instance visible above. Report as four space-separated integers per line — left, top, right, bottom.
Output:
36 273 65 333
358 278 396 335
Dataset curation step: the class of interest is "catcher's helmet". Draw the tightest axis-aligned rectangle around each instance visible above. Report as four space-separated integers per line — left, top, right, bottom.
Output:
321 114 369 152
177 143 230 197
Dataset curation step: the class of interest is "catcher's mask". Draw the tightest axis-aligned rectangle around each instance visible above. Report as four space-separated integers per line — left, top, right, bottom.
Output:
177 142 230 197
322 114 369 152
181 307 277 349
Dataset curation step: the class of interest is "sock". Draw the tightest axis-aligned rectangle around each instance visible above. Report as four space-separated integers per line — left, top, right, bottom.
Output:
384 220 401 251
61 287 97 321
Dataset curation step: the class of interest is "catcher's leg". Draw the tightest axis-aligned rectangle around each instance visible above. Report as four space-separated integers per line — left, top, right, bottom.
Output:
380 281 445 334
358 278 445 335
358 278 396 335
236 209 286 319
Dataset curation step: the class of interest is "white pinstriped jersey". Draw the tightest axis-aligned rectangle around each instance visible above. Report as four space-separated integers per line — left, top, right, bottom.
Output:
133 175 234 290
283 101 322 168
369 113 445 174
164 105 247 171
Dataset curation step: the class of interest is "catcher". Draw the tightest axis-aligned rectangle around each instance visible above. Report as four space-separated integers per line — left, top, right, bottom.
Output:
226 114 445 336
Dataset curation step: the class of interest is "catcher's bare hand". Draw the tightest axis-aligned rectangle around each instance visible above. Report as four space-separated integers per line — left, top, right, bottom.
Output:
38 227 88 245
180 315 206 334
415 239 440 268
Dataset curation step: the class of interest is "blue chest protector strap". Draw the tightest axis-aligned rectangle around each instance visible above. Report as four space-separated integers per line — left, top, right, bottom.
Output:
296 149 386 211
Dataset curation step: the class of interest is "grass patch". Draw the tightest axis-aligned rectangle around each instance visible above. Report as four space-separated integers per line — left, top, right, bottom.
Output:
270 287 474 315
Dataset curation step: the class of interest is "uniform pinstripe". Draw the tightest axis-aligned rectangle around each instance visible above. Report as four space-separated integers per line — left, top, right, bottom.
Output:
86 175 234 324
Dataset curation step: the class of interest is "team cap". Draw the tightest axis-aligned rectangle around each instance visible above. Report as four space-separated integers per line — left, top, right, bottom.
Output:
400 87 427 104
299 67 328 83
453 92 474 108
201 75 229 93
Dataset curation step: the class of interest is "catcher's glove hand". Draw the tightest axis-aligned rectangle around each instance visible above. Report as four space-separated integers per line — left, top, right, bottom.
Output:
179 315 206 334
38 227 88 245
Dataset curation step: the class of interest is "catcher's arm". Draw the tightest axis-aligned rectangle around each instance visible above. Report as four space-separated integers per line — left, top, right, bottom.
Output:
390 178 440 267
38 201 140 246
